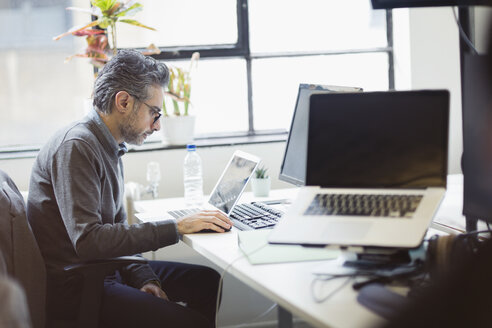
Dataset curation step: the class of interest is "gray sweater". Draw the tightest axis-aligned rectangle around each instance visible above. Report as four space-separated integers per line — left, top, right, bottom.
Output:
27 110 178 288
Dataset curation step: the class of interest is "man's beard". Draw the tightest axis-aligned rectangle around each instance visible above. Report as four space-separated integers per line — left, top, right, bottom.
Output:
119 106 148 145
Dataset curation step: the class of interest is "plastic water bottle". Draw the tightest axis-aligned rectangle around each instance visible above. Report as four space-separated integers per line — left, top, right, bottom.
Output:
183 144 204 207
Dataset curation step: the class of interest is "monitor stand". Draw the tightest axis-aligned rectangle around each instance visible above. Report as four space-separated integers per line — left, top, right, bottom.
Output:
343 248 412 271
466 216 478 232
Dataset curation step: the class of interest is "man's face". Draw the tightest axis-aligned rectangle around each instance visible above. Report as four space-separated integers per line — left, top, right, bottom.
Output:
120 84 163 145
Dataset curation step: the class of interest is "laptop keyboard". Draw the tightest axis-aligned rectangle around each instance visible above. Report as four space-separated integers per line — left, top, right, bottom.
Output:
230 203 284 230
167 203 284 230
304 193 423 218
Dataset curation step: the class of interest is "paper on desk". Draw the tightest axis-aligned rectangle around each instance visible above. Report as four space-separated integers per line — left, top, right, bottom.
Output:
238 230 339 265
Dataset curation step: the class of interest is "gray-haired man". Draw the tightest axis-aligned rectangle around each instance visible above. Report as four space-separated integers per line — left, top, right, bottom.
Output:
27 49 231 327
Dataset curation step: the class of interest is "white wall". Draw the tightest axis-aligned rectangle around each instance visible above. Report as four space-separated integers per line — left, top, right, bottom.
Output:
124 142 292 200
394 7 462 175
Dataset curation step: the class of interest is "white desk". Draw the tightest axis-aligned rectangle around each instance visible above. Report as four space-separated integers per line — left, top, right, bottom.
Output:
134 176 466 328
135 188 384 328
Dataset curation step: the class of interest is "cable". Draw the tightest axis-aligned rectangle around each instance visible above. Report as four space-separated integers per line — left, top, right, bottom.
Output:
215 242 268 328
310 275 354 303
310 258 426 304
452 7 479 55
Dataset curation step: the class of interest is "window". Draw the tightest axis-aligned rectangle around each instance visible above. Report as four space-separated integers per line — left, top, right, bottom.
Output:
0 0 393 149
0 0 93 149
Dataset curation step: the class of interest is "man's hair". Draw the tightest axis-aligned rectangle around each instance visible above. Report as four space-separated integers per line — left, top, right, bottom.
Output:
93 49 169 114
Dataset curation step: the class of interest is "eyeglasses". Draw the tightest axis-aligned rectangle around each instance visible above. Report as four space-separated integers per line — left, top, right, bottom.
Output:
142 102 162 125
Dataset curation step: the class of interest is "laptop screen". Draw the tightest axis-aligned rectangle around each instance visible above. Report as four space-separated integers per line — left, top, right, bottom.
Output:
208 152 259 214
306 90 449 188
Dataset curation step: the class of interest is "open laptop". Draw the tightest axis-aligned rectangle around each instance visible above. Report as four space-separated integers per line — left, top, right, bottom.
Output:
268 90 449 249
163 150 260 219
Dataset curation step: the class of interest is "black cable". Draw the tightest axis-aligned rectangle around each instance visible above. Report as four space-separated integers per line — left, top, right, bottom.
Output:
310 260 425 303
452 7 479 55
459 229 492 237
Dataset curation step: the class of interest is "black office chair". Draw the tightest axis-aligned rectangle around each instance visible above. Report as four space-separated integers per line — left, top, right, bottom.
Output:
0 169 146 328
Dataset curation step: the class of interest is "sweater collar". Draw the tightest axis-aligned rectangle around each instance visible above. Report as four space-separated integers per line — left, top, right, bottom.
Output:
88 109 128 158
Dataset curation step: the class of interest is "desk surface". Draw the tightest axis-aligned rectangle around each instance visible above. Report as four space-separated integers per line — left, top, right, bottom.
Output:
134 175 466 328
136 189 384 328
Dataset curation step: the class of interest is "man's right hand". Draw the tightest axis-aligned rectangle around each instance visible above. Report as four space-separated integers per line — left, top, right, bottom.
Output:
176 210 232 234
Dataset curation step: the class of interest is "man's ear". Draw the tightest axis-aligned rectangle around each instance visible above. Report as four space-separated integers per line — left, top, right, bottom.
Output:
114 91 134 114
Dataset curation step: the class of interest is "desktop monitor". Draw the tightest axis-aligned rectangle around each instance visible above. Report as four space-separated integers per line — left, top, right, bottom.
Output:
462 53 492 225
278 84 362 186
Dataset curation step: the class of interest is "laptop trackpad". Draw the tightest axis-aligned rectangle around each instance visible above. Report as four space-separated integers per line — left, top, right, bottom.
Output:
324 222 371 242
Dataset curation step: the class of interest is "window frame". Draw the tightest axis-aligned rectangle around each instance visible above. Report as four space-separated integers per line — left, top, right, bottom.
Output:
134 0 395 139
0 0 393 156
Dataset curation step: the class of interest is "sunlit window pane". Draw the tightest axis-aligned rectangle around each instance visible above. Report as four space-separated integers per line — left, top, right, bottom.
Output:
162 58 249 136
252 53 389 131
0 0 93 148
117 0 238 49
249 0 387 53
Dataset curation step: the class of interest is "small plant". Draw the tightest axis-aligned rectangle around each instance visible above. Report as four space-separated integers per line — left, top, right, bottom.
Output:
163 52 200 117
255 166 269 179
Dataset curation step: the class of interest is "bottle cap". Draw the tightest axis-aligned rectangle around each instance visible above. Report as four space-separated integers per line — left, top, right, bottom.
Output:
186 144 196 151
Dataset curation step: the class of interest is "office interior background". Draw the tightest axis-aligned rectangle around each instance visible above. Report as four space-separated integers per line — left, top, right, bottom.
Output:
1 1 491 326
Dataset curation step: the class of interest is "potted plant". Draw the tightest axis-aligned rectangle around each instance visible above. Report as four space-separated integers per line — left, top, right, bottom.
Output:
251 165 271 197
53 0 160 69
161 52 200 145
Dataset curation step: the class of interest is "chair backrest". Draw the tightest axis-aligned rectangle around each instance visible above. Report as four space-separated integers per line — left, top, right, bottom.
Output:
0 257 32 328
0 170 46 328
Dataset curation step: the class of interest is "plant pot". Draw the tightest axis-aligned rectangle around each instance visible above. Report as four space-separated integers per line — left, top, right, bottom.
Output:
161 115 196 145
251 177 271 197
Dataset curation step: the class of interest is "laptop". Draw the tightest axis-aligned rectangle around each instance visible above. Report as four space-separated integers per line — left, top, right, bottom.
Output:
157 150 260 220
268 90 449 249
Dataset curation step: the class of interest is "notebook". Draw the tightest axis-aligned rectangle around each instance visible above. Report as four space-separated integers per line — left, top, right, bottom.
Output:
268 90 450 249
138 150 260 221
238 230 339 264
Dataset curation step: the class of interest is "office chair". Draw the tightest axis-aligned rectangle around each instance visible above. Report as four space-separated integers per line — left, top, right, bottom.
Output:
0 169 146 328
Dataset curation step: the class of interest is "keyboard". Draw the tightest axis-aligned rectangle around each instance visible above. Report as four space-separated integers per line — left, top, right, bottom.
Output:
167 202 284 230
304 193 423 218
230 202 284 230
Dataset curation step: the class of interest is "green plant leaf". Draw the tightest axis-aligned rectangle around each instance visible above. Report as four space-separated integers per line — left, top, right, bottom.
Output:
97 17 113 29
119 18 156 31
106 2 123 16
115 3 143 17
172 100 180 116
91 0 118 12
162 98 168 116
255 166 269 179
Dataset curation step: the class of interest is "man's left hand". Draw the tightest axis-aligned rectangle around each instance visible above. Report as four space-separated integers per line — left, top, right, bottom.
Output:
140 282 169 301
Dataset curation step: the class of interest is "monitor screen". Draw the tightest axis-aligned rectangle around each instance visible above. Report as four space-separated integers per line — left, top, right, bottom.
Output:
306 90 449 188
279 84 362 186
462 54 492 224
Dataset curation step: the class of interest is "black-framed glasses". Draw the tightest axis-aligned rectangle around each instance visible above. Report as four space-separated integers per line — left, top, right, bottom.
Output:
142 102 162 125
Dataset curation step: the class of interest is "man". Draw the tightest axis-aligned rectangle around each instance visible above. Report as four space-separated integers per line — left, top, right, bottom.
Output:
27 49 232 328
